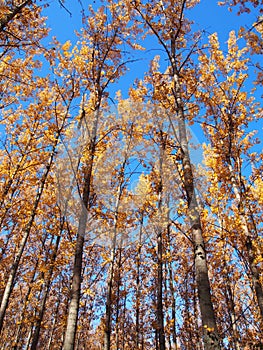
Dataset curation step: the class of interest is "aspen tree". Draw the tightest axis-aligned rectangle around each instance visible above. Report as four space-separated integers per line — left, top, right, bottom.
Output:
128 1 221 347
60 3 134 348
198 30 263 323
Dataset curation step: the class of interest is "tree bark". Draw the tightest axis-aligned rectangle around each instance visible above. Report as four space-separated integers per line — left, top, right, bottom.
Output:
172 66 220 350
228 162 263 320
157 230 165 350
136 213 143 349
132 2 221 347
167 224 177 350
0 143 58 333
103 141 131 350
62 209 86 350
104 181 123 350
12 259 39 350
115 247 123 350
63 107 99 350
30 230 62 350
47 297 61 350
156 133 166 350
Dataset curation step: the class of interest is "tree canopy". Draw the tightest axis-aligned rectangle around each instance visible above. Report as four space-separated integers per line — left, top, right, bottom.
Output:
0 1 262 349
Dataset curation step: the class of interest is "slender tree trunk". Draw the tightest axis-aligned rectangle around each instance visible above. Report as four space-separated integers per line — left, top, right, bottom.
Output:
156 132 166 350
172 66 220 349
217 213 240 350
21 285 44 350
184 273 193 349
30 230 62 350
12 259 39 350
104 155 128 350
104 213 118 350
157 229 165 350
24 325 33 350
62 208 86 350
167 224 177 350
47 298 61 350
115 247 123 350
0 143 58 333
63 105 99 350
228 163 263 320
225 271 240 350
246 236 263 319
164 261 171 350
121 283 127 350
136 213 143 349
61 288 70 348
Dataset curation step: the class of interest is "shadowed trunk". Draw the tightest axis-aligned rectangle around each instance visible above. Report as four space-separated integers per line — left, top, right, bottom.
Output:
136 213 144 349
0 141 58 333
104 173 124 350
156 132 166 350
172 60 220 350
30 227 62 350
132 2 221 347
62 144 96 350
228 163 263 320
167 224 178 350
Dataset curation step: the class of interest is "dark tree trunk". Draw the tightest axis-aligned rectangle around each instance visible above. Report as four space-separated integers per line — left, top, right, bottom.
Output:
30 230 62 350
0 143 58 333
63 118 98 350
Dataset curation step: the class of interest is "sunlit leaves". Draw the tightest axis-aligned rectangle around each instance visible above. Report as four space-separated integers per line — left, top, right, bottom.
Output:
0 0 263 349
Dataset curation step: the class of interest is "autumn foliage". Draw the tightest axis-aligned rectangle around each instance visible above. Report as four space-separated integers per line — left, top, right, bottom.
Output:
0 1 262 349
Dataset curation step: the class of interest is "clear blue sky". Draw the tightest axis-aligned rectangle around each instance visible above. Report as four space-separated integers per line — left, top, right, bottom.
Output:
44 1 259 45
42 1 262 164
43 0 260 95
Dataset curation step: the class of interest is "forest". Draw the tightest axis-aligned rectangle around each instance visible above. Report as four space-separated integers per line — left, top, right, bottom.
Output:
0 0 263 349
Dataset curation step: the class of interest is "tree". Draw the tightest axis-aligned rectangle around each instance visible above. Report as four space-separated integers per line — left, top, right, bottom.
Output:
0 0 263 349
59 4 136 348
127 1 221 348
197 29 263 331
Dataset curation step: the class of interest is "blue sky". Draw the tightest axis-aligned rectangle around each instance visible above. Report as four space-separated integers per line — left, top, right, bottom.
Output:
42 1 262 166
44 1 259 45
43 0 260 99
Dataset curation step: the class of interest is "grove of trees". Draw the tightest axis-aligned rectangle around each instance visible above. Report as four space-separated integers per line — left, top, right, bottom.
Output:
0 0 262 349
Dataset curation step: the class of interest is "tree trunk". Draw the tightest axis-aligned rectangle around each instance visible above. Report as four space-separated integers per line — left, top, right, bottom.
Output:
121 283 127 350
172 67 220 349
12 259 39 350
0 143 58 333
136 213 143 349
63 105 99 350
167 224 177 350
104 207 119 350
115 247 123 350
62 209 86 350
156 133 166 350
225 268 240 350
132 3 220 346
47 298 61 350
228 162 263 320
30 230 62 350
104 155 128 350
157 230 165 350
246 236 263 319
